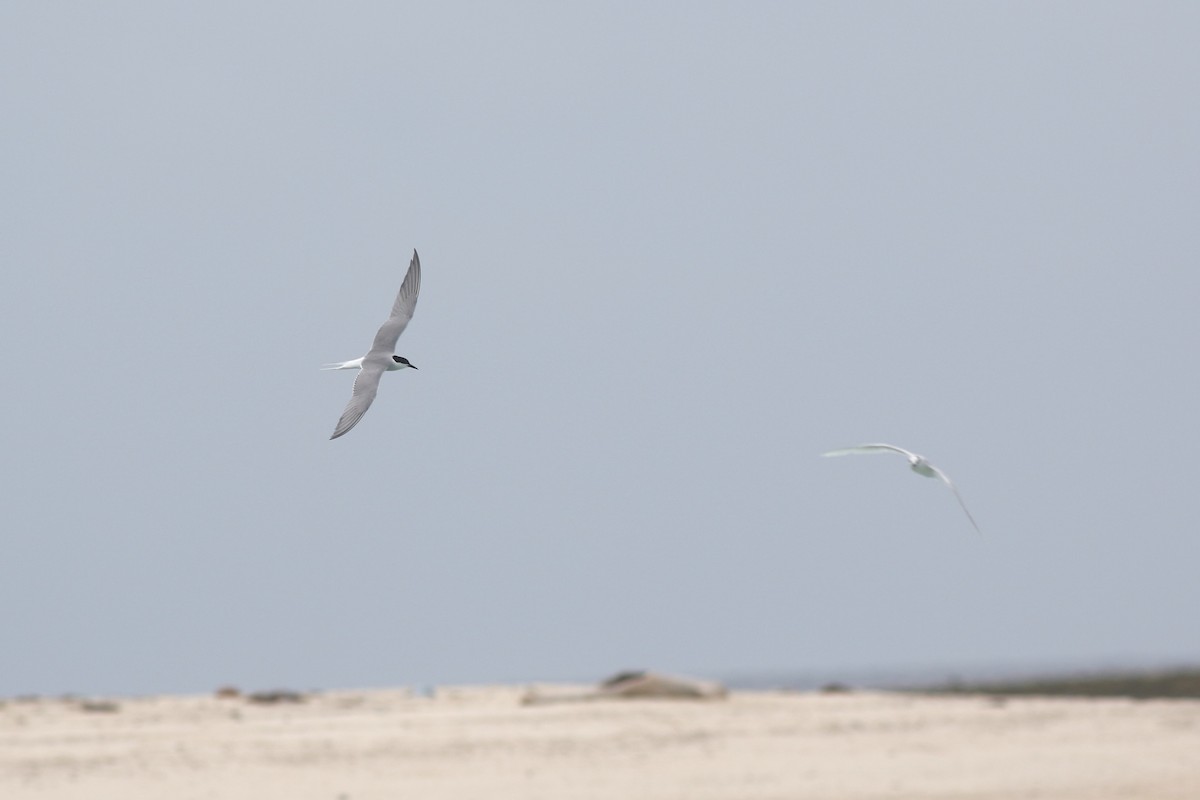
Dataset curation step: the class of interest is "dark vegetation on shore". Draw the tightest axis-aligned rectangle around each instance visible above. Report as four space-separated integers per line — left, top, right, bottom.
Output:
915 667 1200 700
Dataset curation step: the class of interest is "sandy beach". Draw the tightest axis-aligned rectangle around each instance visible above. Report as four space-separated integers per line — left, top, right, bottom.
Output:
3 685 1198 799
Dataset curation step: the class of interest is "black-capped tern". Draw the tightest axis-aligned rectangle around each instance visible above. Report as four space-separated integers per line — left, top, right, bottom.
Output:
323 250 421 440
822 443 981 533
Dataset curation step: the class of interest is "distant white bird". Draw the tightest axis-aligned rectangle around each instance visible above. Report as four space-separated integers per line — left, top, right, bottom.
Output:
822 443 981 533
323 250 422 440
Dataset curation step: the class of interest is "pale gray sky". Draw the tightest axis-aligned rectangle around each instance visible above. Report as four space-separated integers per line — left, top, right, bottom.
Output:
3 2 1199 696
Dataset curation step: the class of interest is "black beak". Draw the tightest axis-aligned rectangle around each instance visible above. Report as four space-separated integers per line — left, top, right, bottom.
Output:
410 364 418 370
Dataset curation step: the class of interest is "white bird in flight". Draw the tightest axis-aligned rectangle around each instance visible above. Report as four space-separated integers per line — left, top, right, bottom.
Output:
822 443 981 533
323 250 422 440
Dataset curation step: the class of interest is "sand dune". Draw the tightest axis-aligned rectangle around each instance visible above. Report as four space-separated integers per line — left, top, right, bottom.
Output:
3 685 1199 799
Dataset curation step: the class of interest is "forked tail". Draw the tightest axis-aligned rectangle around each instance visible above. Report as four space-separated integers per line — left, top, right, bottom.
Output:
320 358 362 370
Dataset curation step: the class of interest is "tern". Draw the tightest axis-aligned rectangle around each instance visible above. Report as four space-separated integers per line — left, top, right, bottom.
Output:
821 443 981 533
322 250 421 440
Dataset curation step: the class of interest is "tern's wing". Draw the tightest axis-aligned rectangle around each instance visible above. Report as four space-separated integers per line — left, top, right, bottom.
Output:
368 250 422 356
821 443 917 459
330 361 387 440
925 463 982 534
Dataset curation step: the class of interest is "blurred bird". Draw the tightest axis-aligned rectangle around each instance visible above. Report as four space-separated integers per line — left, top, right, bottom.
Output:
822 443 981 533
323 250 422 440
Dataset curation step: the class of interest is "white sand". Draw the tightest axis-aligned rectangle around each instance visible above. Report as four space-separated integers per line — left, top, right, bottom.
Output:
3 685 1199 799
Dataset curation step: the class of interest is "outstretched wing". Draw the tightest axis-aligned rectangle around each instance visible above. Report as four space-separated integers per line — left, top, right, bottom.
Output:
923 462 983 534
821 443 917 460
369 250 422 356
330 361 386 440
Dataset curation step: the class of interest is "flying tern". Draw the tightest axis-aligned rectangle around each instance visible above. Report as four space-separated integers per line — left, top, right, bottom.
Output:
323 250 421 440
821 443 981 533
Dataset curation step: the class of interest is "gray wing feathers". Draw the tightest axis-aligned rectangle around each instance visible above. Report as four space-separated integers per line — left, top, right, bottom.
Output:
369 250 422 355
330 363 385 440
926 464 982 533
822 443 914 459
